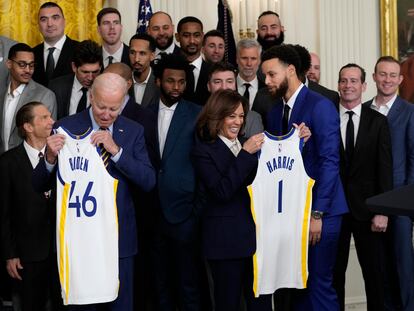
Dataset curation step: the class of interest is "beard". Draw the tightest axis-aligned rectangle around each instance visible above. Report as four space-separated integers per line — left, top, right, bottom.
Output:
156 35 174 50
160 85 182 107
133 68 143 79
268 76 289 99
257 31 285 51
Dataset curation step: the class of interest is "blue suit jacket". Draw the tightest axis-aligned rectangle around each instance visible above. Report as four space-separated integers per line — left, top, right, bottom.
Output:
191 137 257 259
267 86 348 216
364 96 414 188
33 109 155 257
148 99 202 224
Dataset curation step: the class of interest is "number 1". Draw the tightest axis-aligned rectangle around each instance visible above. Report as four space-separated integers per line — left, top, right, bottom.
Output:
278 180 283 213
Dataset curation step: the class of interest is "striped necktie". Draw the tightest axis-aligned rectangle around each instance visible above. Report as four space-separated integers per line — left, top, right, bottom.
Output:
99 128 110 168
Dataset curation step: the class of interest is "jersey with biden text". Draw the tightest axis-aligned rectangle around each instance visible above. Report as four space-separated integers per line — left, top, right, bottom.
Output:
55 126 119 305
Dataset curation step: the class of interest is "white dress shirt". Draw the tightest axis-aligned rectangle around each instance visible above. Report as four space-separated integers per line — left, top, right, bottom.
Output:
283 83 304 121
190 55 203 92
43 35 66 70
3 83 25 150
23 140 46 168
155 42 176 59
158 100 178 155
133 68 152 105
219 135 242 156
237 75 259 110
102 44 124 68
339 103 362 149
370 94 397 116
69 77 90 116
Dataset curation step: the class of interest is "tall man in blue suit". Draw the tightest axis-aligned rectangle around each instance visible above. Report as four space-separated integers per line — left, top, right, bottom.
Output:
148 53 202 310
262 44 348 311
364 56 414 311
33 73 155 310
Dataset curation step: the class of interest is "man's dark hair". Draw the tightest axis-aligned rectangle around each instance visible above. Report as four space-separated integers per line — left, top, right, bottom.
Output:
338 63 366 83
16 102 44 139
39 2 64 17
73 40 102 67
291 44 311 82
208 62 237 81
177 16 203 33
258 10 280 20
202 30 224 46
152 53 193 80
374 56 400 73
8 43 33 59
129 33 156 52
97 7 121 25
262 44 302 75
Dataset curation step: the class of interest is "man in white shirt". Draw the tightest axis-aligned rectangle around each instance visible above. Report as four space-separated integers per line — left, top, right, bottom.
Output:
176 16 210 105
333 63 392 311
97 7 130 69
48 40 101 119
128 33 159 107
364 56 414 311
0 43 57 154
0 102 60 311
32 1 79 86
147 11 181 58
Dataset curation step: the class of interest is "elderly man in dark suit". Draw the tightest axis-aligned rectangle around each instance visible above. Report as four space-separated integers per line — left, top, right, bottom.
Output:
32 2 79 86
364 56 414 311
97 7 130 69
333 63 392 311
0 102 59 311
0 43 56 154
48 40 101 119
128 33 159 108
33 73 155 310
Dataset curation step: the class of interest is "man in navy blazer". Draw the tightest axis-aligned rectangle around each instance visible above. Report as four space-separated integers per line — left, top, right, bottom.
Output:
33 73 155 310
148 53 202 310
364 56 414 311
262 45 348 311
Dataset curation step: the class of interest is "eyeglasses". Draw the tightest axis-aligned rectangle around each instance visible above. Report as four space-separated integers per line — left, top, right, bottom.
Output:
10 59 36 69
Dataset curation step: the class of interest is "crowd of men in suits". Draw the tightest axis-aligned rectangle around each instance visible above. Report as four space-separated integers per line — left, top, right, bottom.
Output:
0 1 414 311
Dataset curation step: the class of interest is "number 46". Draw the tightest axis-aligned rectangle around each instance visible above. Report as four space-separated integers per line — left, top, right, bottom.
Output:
68 181 97 217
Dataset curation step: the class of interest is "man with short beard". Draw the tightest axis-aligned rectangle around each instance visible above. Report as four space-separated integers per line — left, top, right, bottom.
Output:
147 11 181 58
256 11 285 52
262 44 348 311
128 33 159 107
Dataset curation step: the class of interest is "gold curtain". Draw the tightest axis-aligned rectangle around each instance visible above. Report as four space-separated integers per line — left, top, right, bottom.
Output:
0 0 103 47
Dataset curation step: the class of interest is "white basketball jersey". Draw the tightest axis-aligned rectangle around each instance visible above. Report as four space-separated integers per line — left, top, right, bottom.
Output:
55 126 119 305
249 129 314 297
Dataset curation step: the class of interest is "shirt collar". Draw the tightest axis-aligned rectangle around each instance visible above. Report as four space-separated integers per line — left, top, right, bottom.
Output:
73 76 84 92
155 42 175 56
159 100 178 111
237 75 258 89
23 140 46 157
133 67 152 85
7 83 26 97
284 83 304 110
191 54 203 70
339 102 362 118
371 94 397 111
44 34 66 51
102 44 124 62
88 108 114 132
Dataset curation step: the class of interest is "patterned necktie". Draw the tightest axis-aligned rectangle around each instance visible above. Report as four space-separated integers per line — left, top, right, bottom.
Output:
46 47 56 81
99 128 110 168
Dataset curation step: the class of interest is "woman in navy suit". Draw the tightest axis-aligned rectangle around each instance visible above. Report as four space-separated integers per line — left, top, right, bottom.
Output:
191 89 270 311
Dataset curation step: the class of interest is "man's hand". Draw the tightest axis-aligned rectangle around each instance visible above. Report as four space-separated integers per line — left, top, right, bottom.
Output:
293 122 311 143
6 258 23 280
371 215 388 232
309 217 322 246
91 130 120 156
45 133 66 164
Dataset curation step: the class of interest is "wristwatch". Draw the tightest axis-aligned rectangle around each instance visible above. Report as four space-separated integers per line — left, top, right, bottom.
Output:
311 211 324 220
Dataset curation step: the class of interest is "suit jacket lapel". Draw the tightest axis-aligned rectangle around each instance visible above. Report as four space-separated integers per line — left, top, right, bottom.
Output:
351 106 370 174
141 73 156 107
10 81 34 138
387 96 403 125
288 86 308 129
162 101 187 160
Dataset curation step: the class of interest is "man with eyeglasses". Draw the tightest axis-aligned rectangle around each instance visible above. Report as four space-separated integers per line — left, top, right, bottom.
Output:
48 40 102 120
0 43 56 154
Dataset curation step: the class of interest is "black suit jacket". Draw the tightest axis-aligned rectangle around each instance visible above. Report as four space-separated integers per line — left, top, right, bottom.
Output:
0 144 52 262
184 59 211 106
252 87 277 128
48 73 75 120
32 36 79 87
308 80 340 105
338 104 393 221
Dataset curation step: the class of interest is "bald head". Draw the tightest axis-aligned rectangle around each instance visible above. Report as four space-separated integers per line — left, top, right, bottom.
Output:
92 72 128 97
307 52 321 83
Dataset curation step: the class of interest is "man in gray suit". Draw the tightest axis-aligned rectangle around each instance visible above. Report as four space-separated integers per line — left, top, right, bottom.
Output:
207 62 263 138
364 56 414 311
0 36 17 89
0 43 56 154
129 33 159 107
